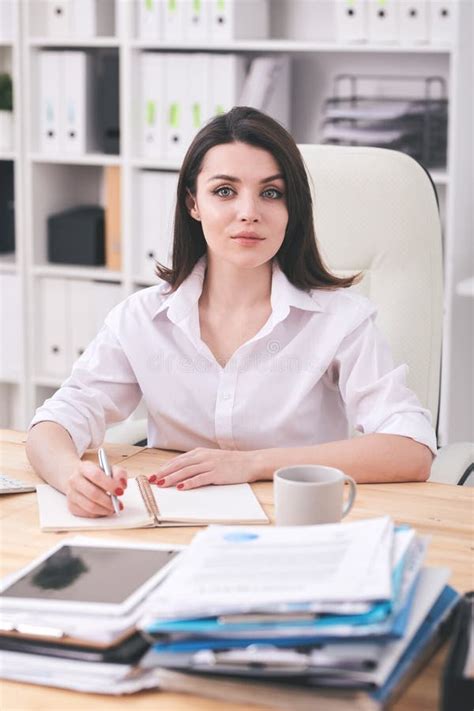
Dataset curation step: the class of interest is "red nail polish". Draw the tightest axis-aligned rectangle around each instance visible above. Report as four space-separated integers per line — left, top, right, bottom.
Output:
149 475 157 483
119 501 124 510
157 479 165 486
177 483 184 490
115 487 124 496
120 478 127 488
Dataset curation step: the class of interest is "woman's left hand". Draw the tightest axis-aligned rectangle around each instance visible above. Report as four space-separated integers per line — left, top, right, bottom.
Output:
147 448 259 490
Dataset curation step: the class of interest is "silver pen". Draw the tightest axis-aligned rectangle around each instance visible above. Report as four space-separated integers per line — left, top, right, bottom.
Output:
98 447 121 515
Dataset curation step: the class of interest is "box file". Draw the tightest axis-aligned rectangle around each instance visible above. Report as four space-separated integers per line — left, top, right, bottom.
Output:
239 56 290 129
335 0 369 43
47 0 115 38
68 281 122 363
138 170 163 280
183 0 210 42
0 161 15 254
62 52 96 154
368 0 400 43
69 280 96 362
47 0 72 37
209 0 269 42
140 53 165 159
429 0 456 44
0 274 21 381
210 54 247 117
399 0 429 43
39 51 62 153
184 53 211 149
163 0 185 41
159 172 179 267
104 167 122 271
137 0 163 40
0 0 15 41
96 51 120 154
40 278 69 376
163 53 189 161
94 282 122 327
40 278 123 376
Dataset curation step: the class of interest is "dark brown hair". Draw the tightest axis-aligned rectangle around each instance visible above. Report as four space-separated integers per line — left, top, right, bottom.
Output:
155 106 359 292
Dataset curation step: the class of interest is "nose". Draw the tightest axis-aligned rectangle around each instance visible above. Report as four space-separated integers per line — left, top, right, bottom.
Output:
237 191 260 223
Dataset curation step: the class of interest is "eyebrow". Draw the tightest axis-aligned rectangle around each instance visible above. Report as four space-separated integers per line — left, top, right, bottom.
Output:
207 173 285 184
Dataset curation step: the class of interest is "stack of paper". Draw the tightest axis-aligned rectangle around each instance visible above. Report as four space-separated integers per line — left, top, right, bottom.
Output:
320 77 448 169
138 517 460 707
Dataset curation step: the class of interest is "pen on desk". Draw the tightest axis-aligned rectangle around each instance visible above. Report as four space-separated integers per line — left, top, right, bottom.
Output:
98 447 121 516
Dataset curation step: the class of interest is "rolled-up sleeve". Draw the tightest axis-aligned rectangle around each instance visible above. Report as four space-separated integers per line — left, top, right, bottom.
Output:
334 312 438 455
29 324 142 457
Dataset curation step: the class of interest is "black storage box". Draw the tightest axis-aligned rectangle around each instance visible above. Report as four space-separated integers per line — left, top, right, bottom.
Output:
0 161 15 253
47 205 105 266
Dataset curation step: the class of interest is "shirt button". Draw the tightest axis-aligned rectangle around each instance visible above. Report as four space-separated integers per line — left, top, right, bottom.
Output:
222 392 231 400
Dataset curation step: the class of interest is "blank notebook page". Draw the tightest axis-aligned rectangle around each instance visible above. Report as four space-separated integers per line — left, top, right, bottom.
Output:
152 483 268 523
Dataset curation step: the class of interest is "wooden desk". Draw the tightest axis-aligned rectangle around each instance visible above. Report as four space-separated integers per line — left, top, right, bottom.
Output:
0 430 473 711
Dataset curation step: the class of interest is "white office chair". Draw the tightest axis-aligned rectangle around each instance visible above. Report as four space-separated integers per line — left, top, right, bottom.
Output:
299 144 473 485
107 145 473 485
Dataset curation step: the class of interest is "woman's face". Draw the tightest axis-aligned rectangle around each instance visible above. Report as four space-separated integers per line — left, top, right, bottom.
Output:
187 141 288 270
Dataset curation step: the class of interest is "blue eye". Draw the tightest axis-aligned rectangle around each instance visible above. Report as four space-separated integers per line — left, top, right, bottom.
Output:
262 188 283 199
214 186 234 198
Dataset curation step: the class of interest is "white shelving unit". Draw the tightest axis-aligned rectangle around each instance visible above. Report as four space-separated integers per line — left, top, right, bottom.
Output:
0 1 25 428
3 0 472 444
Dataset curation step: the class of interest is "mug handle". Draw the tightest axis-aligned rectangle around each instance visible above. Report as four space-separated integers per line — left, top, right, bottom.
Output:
342 475 357 518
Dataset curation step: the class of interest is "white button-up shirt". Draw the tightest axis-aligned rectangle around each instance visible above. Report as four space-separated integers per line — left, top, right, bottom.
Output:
30 256 437 457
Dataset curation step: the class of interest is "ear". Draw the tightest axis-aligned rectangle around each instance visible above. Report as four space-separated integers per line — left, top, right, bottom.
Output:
185 190 201 221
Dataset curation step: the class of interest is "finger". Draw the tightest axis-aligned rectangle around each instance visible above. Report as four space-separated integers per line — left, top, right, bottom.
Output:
76 477 116 513
153 464 208 488
111 466 128 491
178 473 214 490
150 450 202 481
82 464 123 496
68 489 117 518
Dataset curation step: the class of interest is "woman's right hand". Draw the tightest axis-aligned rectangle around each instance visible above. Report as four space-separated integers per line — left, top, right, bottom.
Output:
65 460 128 518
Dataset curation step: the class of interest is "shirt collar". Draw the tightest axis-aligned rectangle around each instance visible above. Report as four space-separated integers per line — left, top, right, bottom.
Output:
152 254 323 324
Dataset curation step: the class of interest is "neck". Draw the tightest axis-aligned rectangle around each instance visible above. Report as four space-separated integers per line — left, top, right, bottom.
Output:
199 253 273 315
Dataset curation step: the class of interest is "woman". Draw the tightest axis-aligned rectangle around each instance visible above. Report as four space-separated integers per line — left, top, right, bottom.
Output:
26 107 436 518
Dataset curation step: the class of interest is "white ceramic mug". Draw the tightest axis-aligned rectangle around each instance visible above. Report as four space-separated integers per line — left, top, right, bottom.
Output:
274 464 357 526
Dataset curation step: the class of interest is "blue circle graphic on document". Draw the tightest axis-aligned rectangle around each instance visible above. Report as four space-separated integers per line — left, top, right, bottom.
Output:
223 531 259 542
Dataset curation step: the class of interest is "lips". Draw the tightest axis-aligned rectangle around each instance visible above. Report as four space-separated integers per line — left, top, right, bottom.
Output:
232 232 264 241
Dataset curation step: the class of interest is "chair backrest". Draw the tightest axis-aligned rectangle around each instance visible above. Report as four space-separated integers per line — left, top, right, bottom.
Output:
298 144 443 424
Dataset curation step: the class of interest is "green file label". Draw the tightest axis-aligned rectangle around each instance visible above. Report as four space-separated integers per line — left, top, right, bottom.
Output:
170 103 180 127
147 101 156 126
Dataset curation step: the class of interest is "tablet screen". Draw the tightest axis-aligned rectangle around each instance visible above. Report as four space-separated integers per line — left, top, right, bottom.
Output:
0 545 178 605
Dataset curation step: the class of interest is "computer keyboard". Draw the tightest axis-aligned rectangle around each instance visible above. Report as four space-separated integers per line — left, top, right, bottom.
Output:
0 474 36 495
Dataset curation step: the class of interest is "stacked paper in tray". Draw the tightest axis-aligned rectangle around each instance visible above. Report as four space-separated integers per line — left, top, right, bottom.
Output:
320 77 448 169
138 517 459 708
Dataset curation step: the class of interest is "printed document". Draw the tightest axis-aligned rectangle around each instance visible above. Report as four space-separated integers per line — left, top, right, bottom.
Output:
146 517 394 618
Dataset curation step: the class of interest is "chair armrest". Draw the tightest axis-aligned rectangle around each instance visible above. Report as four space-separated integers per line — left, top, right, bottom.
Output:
104 418 148 446
429 442 474 485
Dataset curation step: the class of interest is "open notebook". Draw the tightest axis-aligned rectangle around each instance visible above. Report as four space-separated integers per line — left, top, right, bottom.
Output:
36 476 269 531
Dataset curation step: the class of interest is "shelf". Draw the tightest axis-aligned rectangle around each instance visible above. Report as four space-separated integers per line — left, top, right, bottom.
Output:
131 158 181 171
0 254 17 273
30 153 121 167
131 39 453 54
32 265 123 281
33 376 64 388
0 376 21 386
28 37 120 48
429 170 449 186
0 151 17 161
456 277 474 298
133 275 160 287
